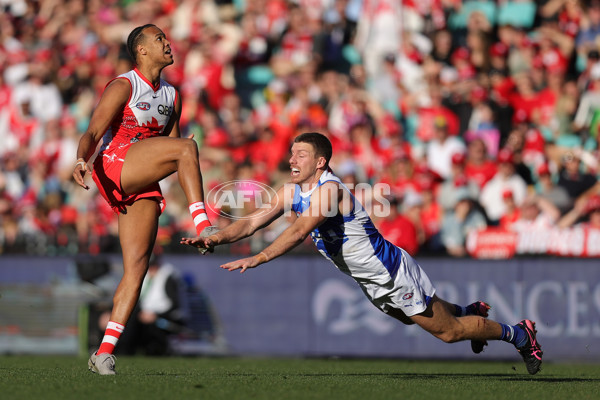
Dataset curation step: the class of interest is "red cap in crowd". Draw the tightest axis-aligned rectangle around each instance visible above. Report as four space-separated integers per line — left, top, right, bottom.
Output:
382 114 401 136
497 149 514 163
520 36 536 49
490 42 509 58
542 50 567 74
451 47 470 63
470 86 488 102
532 56 544 69
537 163 550 176
513 109 529 124
451 152 466 165
502 189 514 199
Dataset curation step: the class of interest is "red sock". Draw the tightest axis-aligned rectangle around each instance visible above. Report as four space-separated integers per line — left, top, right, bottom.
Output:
189 201 211 236
97 321 125 355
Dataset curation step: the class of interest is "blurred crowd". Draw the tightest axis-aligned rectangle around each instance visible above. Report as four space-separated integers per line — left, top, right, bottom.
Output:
1 0 600 257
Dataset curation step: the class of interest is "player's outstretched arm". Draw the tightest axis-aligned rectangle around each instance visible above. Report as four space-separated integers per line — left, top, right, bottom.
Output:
221 182 338 273
72 79 130 189
180 184 289 252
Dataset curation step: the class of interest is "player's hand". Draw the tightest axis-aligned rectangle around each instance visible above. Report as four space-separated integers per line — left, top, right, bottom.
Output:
220 256 260 273
180 236 215 254
73 159 90 190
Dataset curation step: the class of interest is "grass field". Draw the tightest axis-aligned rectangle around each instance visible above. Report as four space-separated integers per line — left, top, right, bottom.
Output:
1 356 598 400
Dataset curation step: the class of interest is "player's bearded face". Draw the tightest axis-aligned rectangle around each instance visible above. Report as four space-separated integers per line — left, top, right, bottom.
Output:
289 142 322 184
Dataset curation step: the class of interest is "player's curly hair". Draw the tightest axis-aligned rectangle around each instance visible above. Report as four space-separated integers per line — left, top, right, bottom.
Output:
294 132 332 167
126 24 156 63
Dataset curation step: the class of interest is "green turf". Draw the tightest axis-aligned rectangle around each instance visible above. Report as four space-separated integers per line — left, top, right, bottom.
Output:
0 356 598 400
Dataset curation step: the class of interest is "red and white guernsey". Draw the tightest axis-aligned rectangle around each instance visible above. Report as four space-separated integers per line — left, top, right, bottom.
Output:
92 68 177 214
99 68 177 153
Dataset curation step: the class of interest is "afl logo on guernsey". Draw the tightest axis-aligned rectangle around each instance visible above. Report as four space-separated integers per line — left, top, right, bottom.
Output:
136 102 151 111
402 293 414 300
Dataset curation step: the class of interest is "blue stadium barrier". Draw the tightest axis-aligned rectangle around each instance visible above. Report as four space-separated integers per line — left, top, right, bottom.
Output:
1 255 599 361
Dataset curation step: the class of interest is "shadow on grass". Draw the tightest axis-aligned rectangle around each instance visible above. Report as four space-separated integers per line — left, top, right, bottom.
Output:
224 372 600 383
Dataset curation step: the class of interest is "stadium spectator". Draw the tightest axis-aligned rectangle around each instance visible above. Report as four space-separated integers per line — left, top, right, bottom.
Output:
463 90 501 157
535 162 573 214
479 149 528 223
464 138 498 189
425 114 466 180
556 150 598 202
438 152 480 212
441 188 487 257
509 195 561 232
498 189 520 230
377 196 419 256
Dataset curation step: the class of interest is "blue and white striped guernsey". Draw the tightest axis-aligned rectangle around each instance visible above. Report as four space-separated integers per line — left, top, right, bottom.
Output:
291 169 402 288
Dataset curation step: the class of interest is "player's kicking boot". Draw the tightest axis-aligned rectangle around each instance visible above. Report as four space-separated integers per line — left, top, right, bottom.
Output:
88 352 117 375
468 301 491 354
515 319 543 375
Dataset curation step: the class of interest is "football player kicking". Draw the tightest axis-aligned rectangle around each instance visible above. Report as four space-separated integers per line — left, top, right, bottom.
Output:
74 24 216 375
181 132 542 375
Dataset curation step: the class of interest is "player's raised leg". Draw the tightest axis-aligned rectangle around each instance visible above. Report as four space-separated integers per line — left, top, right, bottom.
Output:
120 136 212 236
89 198 159 375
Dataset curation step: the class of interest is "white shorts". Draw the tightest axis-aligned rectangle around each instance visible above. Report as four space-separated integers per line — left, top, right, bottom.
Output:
361 248 436 317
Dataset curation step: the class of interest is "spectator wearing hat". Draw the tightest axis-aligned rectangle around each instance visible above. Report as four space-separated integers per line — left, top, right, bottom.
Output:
512 194 561 230
499 189 520 230
535 162 573 214
438 151 480 212
464 93 501 157
557 151 598 202
479 149 528 223
504 115 544 184
425 113 466 180
450 46 476 82
489 42 510 74
440 187 487 257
